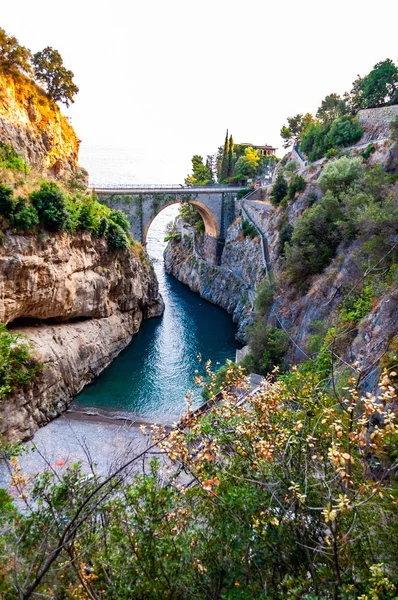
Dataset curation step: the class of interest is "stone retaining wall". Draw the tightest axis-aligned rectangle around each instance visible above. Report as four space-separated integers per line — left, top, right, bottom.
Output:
357 105 398 143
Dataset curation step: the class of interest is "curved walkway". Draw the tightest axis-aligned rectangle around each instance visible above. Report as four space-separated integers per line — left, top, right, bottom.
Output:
239 190 272 275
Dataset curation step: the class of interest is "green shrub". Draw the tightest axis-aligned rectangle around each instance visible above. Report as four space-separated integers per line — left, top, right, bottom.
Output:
106 221 130 250
64 196 81 232
0 184 15 218
300 117 363 162
179 202 205 231
164 231 181 242
346 192 398 262
363 163 390 200
241 219 257 239
109 209 130 233
9 197 39 231
325 147 339 159
235 187 251 199
1 355 398 597
284 160 298 175
360 143 376 160
340 285 373 325
255 278 274 315
195 219 205 234
0 142 28 172
78 198 100 231
324 115 363 148
0 323 43 400
288 174 306 199
242 321 289 375
270 173 288 205
284 193 343 288
300 122 327 161
30 182 71 232
318 156 363 195
95 217 109 238
64 171 87 192
278 221 294 256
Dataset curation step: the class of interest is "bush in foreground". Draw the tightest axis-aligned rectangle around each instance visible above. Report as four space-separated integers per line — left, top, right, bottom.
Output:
0 323 43 400
1 364 397 598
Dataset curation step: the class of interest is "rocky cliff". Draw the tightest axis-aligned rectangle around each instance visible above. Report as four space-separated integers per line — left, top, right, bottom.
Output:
165 106 398 389
0 70 85 178
243 195 398 390
0 229 164 441
164 221 264 341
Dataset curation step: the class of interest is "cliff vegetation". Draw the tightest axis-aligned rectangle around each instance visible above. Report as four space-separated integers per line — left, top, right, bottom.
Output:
0 27 83 179
0 364 396 598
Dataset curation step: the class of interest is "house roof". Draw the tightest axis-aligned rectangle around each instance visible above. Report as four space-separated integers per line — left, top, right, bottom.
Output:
238 143 276 150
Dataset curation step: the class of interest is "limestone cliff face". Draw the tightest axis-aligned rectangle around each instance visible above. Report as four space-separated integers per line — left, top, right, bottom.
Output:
232 181 397 391
0 227 160 324
0 228 164 441
0 70 85 178
164 222 263 341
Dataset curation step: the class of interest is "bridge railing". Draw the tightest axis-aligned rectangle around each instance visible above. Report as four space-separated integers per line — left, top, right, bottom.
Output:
88 183 245 191
89 183 185 189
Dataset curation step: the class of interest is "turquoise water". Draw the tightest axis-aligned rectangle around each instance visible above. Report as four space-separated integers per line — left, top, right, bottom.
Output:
73 205 241 424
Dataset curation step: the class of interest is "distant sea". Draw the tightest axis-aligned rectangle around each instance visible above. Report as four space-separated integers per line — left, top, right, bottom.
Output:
79 143 183 186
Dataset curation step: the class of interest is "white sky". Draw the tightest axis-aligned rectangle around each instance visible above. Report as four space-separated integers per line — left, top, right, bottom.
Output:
2 0 397 183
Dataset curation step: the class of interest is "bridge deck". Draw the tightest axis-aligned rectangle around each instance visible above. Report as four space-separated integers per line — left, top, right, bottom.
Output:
91 185 245 195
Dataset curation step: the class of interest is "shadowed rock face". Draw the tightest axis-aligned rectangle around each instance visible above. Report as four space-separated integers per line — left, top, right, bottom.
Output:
164 221 263 342
0 229 164 442
0 71 86 179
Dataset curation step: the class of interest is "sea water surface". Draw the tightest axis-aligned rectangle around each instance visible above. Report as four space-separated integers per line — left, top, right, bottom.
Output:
73 205 241 424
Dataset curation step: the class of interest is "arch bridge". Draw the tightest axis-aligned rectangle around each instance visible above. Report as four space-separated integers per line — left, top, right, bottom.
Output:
92 184 242 263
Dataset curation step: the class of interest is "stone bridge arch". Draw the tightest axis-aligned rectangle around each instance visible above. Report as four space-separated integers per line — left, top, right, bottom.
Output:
142 198 219 243
94 186 240 264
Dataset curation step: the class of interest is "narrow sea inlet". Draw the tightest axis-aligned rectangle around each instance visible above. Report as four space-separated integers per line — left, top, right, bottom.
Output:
72 205 241 424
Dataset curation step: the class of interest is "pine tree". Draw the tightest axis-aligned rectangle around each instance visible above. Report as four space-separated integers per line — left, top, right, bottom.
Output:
184 155 212 186
206 155 215 183
32 47 79 107
270 173 288 205
216 146 224 181
227 134 234 178
220 129 229 183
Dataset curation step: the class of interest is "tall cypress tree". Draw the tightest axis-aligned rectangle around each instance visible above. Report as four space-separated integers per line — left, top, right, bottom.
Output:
216 146 224 181
220 129 229 183
227 134 234 178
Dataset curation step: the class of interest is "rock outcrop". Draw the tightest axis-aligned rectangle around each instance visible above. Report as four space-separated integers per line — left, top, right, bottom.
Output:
0 71 85 179
0 227 160 324
0 229 164 441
